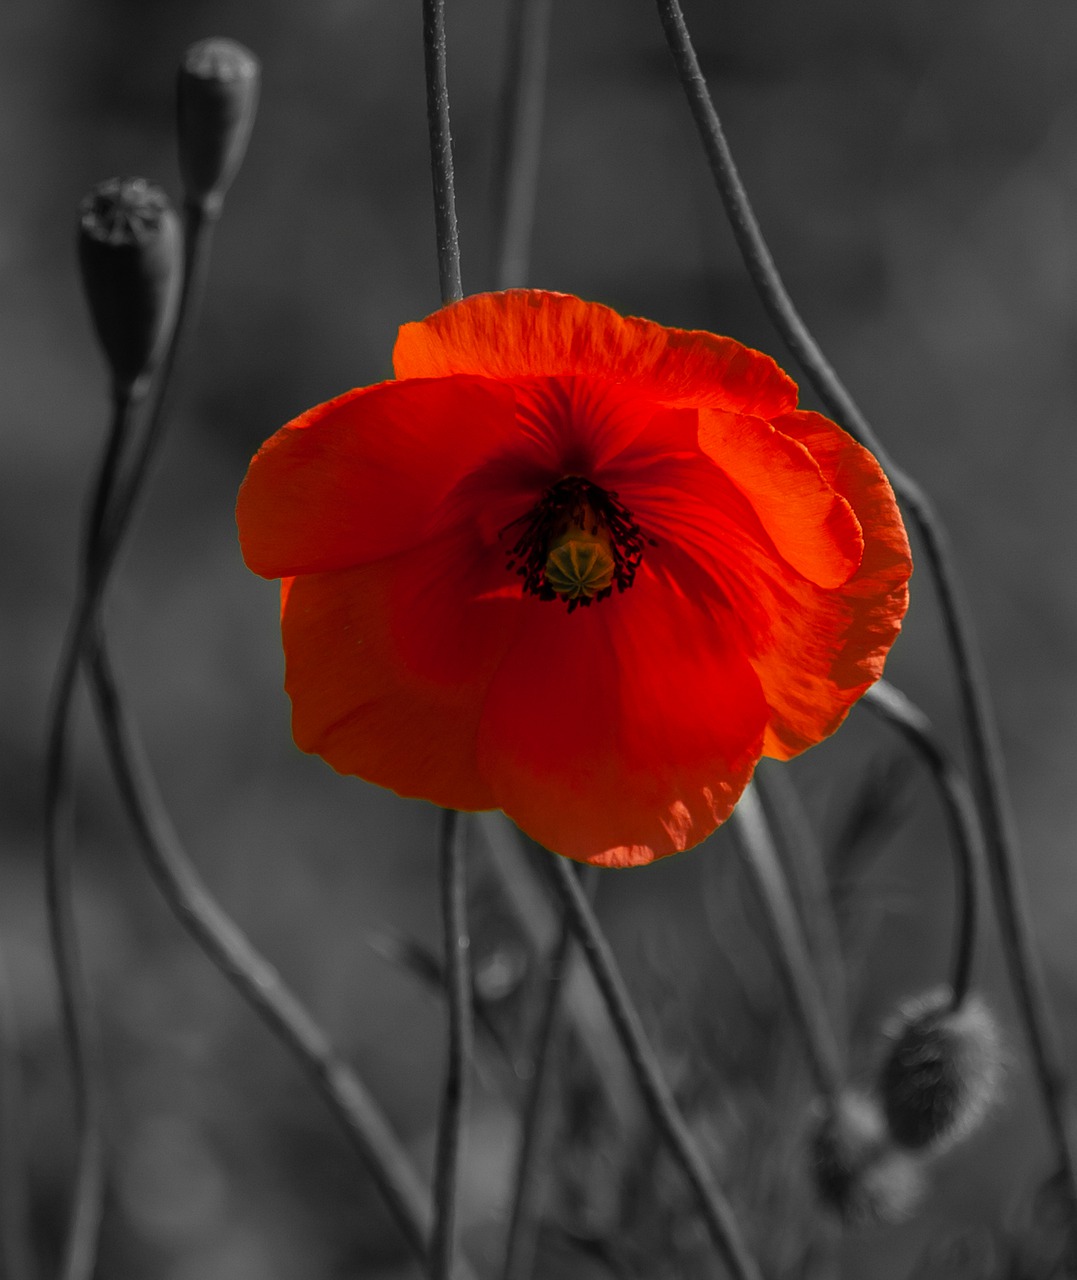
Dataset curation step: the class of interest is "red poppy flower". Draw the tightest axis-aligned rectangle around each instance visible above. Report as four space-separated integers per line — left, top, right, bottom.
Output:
237 290 911 867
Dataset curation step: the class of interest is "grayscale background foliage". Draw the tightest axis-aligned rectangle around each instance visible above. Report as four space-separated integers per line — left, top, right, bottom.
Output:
4 0 1077 1276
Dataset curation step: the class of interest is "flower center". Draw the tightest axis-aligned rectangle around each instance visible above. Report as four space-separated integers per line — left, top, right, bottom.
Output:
503 477 648 610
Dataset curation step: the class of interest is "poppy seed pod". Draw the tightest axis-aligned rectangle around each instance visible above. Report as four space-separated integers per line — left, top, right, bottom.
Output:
812 1091 925 1226
77 177 182 392
177 37 259 214
879 989 1003 1152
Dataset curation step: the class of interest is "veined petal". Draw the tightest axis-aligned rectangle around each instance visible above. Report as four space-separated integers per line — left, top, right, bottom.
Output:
238 376 517 578
756 410 912 758
476 571 768 866
281 528 522 811
393 290 797 420
697 408 864 589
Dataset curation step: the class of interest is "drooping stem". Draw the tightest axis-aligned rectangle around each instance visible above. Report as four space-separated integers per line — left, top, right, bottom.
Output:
500 864 600 1280
655 0 1077 1205
862 682 984 1010
543 852 762 1280
88 634 462 1275
491 0 553 289
421 0 463 304
431 809 473 1280
732 785 844 1105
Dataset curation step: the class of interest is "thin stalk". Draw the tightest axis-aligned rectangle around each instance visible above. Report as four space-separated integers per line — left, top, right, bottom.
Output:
87 636 462 1276
44 198 216 1280
753 761 847 1053
862 682 984 1010
422 0 463 304
491 0 553 289
431 809 473 1280
44 381 146 1280
500 864 600 1280
0 936 34 1280
655 0 1077 1206
732 785 844 1104
543 853 762 1280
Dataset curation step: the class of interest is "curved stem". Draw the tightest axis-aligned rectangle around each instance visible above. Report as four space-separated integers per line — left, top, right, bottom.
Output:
862 682 984 1010
44 382 144 1280
753 762 847 1053
655 0 1077 1206
431 809 473 1280
491 0 553 290
87 635 457 1275
422 0 463 304
500 864 599 1280
732 785 844 1105
543 853 762 1280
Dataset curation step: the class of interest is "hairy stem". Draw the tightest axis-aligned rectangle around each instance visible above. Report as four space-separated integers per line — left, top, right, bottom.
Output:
733 785 844 1104
422 0 463 304
500 864 599 1280
655 0 1077 1203
431 810 473 1280
44 381 145 1280
88 635 463 1275
543 852 761 1280
753 762 847 1051
863 682 984 1010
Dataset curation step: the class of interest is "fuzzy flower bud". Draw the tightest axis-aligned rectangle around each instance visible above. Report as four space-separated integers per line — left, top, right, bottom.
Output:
879 989 1003 1153
176 37 259 214
77 177 182 392
813 1091 925 1226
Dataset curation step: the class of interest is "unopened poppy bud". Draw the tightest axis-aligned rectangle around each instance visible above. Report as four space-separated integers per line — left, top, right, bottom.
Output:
813 1091 925 1225
176 37 259 214
77 177 182 392
879 989 1003 1152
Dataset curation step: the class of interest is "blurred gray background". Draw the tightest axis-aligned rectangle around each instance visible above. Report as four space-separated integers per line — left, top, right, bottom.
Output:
4 0 1077 1276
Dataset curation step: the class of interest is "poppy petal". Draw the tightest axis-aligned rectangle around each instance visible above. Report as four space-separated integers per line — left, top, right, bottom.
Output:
696 409 864 589
476 573 768 866
393 290 797 420
281 527 521 811
238 376 517 578
754 411 912 758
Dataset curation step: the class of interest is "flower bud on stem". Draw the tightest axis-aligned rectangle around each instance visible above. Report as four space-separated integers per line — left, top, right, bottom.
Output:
177 37 260 218
77 177 182 398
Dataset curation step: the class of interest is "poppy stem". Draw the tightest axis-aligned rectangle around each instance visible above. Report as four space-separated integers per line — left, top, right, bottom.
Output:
862 682 984 1012
431 809 474 1280
500 864 600 1280
491 0 553 290
0 934 34 1280
422 0 463 304
43 191 218 1280
543 852 763 1280
753 762 848 1053
44 380 145 1280
732 785 845 1106
85 636 460 1275
656 0 1077 1212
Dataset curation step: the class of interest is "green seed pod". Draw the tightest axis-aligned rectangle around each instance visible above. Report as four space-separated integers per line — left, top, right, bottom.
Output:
77 177 182 392
880 989 1003 1153
813 1091 925 1226
176 37 260 214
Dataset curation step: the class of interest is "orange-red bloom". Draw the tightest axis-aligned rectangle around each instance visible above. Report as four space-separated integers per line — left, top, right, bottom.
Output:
238 291 911 867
